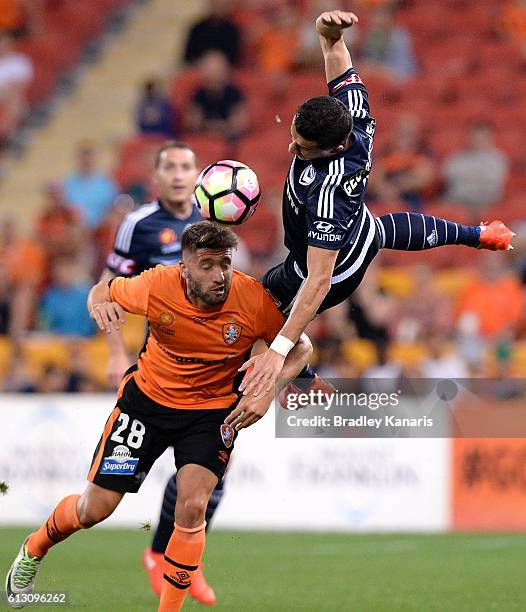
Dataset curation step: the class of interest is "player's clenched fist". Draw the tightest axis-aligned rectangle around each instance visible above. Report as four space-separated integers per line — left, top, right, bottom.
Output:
89 301 126 334
316 10 358 39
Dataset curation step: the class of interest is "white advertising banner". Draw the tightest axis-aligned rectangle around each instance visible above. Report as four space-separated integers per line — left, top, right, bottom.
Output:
0 395 449 531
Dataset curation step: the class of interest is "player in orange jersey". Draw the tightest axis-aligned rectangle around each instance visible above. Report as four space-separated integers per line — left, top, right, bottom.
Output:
5 221 312 612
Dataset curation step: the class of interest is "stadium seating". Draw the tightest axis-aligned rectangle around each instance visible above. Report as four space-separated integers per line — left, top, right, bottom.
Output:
14 0 133 107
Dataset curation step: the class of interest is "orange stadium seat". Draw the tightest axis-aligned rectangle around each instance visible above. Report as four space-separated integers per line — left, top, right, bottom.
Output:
23 337 71 376
168 69 201 110
183 134 229 168
388 341 429 368
0 336 12 378
342 338 378 372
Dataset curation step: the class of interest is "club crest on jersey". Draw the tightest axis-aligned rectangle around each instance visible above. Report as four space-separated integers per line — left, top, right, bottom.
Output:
222 322 242 345
299 165 316 186
159 228 176 245
220 423 235 448
159 311 175 326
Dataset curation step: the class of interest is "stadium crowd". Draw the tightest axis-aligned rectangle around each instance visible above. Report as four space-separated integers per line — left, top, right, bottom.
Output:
1 0 526 392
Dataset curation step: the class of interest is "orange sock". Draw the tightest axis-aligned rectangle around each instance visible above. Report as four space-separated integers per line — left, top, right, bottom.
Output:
27 494 82 558
158 522 206 612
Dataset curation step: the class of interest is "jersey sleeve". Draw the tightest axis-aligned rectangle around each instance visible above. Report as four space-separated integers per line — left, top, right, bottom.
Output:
109 266 158 315
327 68 371 120
255 284 286 344
106 215 143 277
305 163 365 250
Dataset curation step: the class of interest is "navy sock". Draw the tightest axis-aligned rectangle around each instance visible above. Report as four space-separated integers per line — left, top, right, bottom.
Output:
151 474 177 553
293 364 316 390
151 475 226 553
376 212 480 250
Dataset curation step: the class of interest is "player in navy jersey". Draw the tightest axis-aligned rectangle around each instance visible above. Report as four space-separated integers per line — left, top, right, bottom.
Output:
101 141 218 605
239 9 516 397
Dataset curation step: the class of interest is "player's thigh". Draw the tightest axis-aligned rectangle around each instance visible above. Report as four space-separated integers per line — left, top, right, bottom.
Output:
172 408 237 488
261 258 304 315
318 241 380 312
87 403 168 494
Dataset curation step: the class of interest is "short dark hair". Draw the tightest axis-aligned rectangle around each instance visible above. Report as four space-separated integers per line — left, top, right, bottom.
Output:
182 221 238 254
155 140 198 168
295 96 353 150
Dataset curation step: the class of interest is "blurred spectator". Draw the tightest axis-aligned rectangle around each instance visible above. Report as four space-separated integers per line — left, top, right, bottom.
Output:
420 335 469 378
136 77 176 137
373 114 436 209
37 364 71 393
184 0 241 66
502 0 526 59
250 0 299 89
185 51 249 140
35 181 87 262
39 258 96 338
442 122 509 213
1 348 37 392
0 0 43 37
0 28 33 142
456 254 524 339
0 264 10 334
63 141 120 230
347 262 398 351
396 264 453 342
1 215 46 337
362 345 402 393
361 6 417 81
93 194 134 279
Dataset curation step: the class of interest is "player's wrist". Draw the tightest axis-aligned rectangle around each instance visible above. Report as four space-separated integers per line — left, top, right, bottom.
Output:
270 334 295 358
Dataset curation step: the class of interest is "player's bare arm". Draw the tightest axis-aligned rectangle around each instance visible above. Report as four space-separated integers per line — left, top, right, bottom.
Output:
239 247 338 397
99 267 132 386
226 333 313 430
316 10 357 83
87 278 125 334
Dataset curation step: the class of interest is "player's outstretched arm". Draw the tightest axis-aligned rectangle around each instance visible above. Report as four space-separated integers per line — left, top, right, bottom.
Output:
87 278 125 335
316 9 357 83
239 246 338 397
225 334 313 430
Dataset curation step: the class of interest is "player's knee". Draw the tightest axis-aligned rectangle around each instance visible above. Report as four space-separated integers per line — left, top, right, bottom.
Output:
178 494 208 526
298 334 313 363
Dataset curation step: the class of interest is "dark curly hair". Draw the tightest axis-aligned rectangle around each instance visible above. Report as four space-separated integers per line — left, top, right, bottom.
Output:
181 221 238 253
295 96 353 150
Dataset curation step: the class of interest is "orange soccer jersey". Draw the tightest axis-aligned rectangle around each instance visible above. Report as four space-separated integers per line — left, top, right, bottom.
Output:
109 265 285 409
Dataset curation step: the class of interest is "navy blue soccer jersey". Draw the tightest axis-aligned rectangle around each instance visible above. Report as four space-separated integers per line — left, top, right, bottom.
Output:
282 68 377 283
107 200 202 277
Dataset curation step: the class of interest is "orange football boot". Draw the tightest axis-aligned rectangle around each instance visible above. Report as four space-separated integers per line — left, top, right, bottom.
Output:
189 565 216 606
278 373 336 409
142 547 163 597
478 220 516 251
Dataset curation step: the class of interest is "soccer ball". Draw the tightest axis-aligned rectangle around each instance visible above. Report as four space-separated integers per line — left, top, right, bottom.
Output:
194 160 261 225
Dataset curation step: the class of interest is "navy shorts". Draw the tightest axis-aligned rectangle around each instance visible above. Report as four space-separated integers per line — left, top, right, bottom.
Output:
261 235 380 316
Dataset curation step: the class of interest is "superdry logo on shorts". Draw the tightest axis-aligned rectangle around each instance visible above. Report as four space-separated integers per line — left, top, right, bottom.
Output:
99 444 139 475
220 424 234 448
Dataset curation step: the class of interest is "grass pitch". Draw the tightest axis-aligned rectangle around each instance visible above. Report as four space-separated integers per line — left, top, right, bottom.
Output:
1 528 525 611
